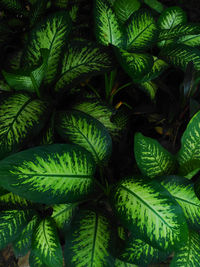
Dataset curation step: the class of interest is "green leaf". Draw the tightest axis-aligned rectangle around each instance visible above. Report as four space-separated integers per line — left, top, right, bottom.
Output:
0 0 28 15
32 218 63 267
0 80 11 92
115 258 138 267
159 44 200 71
94 0 124 48
119 236 169 266
111 177 188 251
2 49 49 95
160 175 200 230
170 230 200 266
52 203 77 230
21 11 71 85
143 0 164 13
116 48 154 83
177 110 200 175
0 144 96 204
139 81 158 100
0 192 30 210
177 34 200 47
29 1 48 27
13 215 39 257
0 209 32 250
0 93 49 159
125 9 157 51
55 110 112 165
53 0 68 9
72 100 127 137
55 41 113 91
64 209 114 266
134 132 176 179
114 0 141 24
158 6 187 30
29 250 48 267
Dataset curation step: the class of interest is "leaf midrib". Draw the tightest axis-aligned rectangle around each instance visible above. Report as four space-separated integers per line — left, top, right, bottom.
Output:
91 212 98 267
10 173 92 179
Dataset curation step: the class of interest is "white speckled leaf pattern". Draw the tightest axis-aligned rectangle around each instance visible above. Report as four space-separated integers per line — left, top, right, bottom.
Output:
0 93 48 159
0 209 32 250
0 144 96 204
55 41 113 91
111 177 188 251
160 176 200 230
0 192 29 209
114 0 140 23
64 209 113 267
55 110 112 165
125 9 157 51
32 218 63 267
170 230 200 267
94 0 124 48
22 11 71 85
177 34 200 47
134 132 176 179
177 110 200 175
158 6 187 30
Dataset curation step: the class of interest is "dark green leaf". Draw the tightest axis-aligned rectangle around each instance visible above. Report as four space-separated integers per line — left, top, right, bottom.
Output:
114 0 141 23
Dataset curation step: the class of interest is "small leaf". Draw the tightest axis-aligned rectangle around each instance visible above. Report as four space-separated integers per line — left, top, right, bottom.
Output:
119 236 169 266
94 0 124 48
116 48 154 83
125 9 157 51
177 110 200 175
55 110 112 165
111 177 188 251
170 230 200 266
0 144 96 204
158 6 187 30
0 93 49 159
134 132 176 179
177 34 200 47
114 0 141 23
64 209 114 266
0 209 33 250
32 218 63 267
159 43 200 71
55 41 113 91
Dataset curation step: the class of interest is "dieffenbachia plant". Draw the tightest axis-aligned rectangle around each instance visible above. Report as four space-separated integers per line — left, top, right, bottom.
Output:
1 0 200 266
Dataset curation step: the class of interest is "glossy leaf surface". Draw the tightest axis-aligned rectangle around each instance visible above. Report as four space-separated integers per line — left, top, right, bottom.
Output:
0 144 96 204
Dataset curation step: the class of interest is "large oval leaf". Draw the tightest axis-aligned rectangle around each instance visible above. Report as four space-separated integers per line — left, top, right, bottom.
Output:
32 218 63 267
114 0 140 24
170 230 200 266
159 176 200 230
111 177 188 251
0 209 32 250
55 110 112 165
134 132 176 179
177 110 200 175
116 48 154 83
125 9 157 51
0 93 49 159
119 236 169 266
64 209 114 266
21 11 71 85
55 41 113 92
0 144 96 204
157 6 187 30
94 0 124 48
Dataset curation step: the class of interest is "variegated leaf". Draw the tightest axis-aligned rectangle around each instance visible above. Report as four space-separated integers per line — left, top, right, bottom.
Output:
116 48 154 83
125 9 157 51
52 203 77 230
158 6 187 30
170 230 200 266
21 11 71 85
115 258 138 267
64 209 114 266
134 132 176 179
32 218 63 267
111 177 188 251
13 215 39 257
139 81 158 100
159 176 200 230
0 93 49 159
94 0 124 48
0 209 32 250
114 0 141 23
177 110 200 175
55 110 112 165
177 34 200 47
29 250 48 267
0 192 30 210
0 144 96 204
159 43 200 71
119 236 169 266
55 41 113 91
